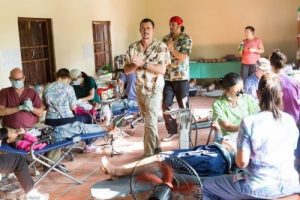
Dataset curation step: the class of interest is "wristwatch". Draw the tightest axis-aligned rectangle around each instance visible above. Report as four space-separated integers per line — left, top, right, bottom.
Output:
143 62 148 69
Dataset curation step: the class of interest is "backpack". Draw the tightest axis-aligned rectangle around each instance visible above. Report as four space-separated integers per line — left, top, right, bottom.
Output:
162 143 233 177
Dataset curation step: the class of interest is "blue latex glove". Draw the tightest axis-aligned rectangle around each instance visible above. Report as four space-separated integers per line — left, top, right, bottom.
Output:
24 99 33 112
18 104 30 112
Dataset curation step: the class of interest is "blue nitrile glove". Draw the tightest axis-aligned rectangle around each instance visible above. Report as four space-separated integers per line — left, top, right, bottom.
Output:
19 103 30 112
24 99 33 112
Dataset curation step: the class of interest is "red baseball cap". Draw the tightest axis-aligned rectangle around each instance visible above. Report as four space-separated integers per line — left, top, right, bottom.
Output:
169 16 183 25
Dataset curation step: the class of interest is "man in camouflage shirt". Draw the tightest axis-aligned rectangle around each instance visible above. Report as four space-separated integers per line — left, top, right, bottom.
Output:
162 16 193 142
124 18 171 157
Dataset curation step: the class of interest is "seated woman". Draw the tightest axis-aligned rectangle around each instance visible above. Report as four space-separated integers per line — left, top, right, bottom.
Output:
203 74 300 199
212 72 259 143
70 69 101 124
43 68 77 127
269 50 300 173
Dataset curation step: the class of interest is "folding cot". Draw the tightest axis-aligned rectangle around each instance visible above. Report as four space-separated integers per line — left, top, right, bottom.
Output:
0 130 111 186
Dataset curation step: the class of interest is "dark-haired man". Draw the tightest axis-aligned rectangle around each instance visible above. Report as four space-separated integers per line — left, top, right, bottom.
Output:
162 16 193 142
124 18 171 157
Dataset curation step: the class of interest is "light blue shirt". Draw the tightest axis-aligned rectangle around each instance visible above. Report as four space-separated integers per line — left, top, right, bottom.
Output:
44 82 77 119
244 73 259 99
237 111 299 197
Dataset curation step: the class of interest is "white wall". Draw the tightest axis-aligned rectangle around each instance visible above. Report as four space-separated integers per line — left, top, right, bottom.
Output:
0 0 299 88
146 0 300 61
0 0 146 87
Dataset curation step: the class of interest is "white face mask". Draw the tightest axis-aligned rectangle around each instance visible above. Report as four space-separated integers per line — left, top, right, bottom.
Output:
10 80 24 89
72 77 83 86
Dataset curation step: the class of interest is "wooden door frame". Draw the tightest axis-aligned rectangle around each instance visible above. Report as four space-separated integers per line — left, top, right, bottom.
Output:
92 21 112 72
18 17 56 85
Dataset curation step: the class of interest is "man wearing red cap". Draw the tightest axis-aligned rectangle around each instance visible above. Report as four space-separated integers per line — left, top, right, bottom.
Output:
124 18 171 157
162 16 193 142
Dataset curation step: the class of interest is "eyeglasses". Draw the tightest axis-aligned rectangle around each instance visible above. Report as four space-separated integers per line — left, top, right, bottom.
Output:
9 77 24 81
227 90 243 97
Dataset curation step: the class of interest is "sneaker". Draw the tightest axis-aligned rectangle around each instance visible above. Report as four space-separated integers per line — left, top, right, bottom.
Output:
1 183 21 194
162 134 178 142
84 144 97 153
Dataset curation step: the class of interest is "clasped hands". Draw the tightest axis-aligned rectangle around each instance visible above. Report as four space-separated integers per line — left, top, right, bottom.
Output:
131 55 145 69
167 40 174 51
19 99 34 112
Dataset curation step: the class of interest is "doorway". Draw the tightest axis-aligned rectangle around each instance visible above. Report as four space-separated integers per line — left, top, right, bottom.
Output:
92 21 112 72
18 17 56 86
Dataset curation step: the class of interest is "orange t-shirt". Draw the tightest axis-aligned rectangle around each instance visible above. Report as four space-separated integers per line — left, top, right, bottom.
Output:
241 37 263 64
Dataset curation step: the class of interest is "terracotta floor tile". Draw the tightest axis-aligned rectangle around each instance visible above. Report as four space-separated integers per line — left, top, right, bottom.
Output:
34 95 215 199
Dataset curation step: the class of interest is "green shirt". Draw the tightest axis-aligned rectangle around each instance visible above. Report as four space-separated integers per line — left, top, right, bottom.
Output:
72 76 100 103
212 94 259 135
162 32 192 81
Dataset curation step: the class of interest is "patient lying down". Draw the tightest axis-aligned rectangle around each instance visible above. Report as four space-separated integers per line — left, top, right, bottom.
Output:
0 122 118 152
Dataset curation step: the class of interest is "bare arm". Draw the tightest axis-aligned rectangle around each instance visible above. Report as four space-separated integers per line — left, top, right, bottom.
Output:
0 105 20 116
124 63 138 75
170 48 188 62
219 120 240 133
249 46 264 54
235 149 250 169
80 88 95 102
145 63 166 75
31 105 44 117
130 55 166 75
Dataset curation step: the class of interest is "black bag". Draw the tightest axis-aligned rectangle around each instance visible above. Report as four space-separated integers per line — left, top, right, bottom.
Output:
37 127 56 144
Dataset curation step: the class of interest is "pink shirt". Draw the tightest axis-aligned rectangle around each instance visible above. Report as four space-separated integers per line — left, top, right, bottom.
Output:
241 37 263 64
0 87 42 128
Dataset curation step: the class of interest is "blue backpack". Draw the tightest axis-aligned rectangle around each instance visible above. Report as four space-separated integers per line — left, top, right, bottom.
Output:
162 143 233 177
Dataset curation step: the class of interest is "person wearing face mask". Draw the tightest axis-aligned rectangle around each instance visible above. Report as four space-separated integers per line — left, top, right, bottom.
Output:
244 58 271 100
212 72 259 143
0 68 43 129
69 69 100 105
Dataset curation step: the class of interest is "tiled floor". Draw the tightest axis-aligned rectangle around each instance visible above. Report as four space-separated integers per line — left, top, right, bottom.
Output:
35 96 215 200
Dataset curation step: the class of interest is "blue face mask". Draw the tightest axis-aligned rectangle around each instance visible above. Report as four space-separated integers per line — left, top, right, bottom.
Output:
10 80 24 89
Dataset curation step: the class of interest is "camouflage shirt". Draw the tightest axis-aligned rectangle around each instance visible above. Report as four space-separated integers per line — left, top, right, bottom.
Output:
126 39 171 95
162 32 192 81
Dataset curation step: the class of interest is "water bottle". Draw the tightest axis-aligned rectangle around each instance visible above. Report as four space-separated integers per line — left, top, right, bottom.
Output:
238 42 244 51
114 84 120 99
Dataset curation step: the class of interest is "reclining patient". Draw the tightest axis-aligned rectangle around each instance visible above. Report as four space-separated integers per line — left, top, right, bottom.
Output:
0 121 116 151
101 74 300 199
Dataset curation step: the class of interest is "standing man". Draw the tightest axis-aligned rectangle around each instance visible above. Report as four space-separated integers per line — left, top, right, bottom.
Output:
124 18 171 157
162 16 193 142
239 26 264 81
0 68 44 129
